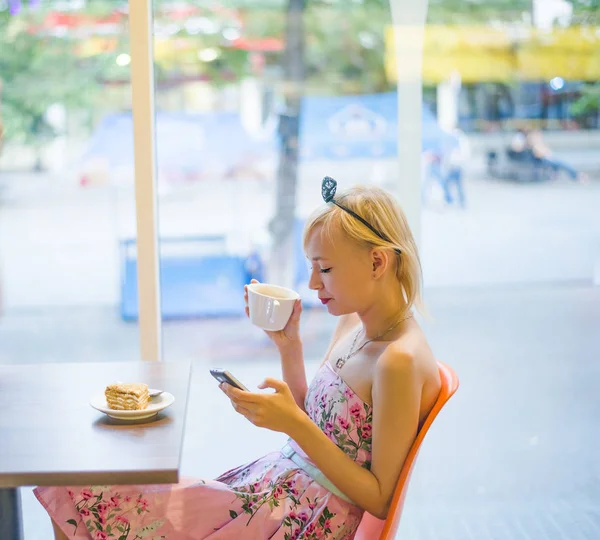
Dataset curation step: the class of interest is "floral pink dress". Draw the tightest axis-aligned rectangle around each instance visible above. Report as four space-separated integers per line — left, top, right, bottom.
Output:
35 362 373 540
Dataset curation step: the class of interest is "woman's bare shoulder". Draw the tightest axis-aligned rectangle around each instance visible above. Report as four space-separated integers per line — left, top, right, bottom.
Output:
387 325 441 402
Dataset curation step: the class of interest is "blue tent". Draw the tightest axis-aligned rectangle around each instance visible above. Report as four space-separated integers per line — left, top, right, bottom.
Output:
82 111 276 174
299 92 457 160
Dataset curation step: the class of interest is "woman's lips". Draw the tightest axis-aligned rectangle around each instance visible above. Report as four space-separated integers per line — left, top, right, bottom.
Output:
320 298 331 305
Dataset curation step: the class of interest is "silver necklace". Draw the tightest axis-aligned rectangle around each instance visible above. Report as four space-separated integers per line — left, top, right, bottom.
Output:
334 312 413 370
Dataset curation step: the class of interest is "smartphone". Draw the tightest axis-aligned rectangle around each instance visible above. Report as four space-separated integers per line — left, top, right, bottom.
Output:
209 369 249 392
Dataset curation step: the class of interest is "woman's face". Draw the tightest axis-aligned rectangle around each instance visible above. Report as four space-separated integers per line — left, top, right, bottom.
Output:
304 225 374 316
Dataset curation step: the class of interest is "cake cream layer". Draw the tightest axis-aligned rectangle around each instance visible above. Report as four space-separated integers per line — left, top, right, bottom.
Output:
106 399 148 411
105 382 150 410
106 396 150 411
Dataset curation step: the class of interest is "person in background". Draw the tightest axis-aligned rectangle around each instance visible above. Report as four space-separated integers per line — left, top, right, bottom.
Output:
509 128 530 156
527 130 588 183
441 129 469 208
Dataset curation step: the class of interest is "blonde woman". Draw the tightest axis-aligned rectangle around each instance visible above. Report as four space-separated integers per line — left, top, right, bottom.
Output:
36 177 441 540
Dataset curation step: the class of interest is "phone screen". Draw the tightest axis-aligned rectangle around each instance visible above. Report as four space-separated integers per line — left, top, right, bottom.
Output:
209 369 249 392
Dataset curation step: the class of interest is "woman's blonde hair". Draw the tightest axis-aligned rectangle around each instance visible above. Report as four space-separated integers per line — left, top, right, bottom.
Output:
303 185 423 312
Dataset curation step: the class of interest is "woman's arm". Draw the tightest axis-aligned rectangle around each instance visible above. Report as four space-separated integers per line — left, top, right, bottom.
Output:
288 346 422 519
279 343 309 411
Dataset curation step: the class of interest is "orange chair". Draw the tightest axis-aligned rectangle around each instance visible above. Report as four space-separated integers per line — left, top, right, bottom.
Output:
354 361 459 540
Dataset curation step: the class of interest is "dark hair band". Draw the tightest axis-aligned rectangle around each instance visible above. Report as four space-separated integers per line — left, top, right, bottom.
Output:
321 176 401 255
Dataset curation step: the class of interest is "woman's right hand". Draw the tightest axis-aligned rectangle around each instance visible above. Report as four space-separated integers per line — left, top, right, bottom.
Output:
244 279 303 351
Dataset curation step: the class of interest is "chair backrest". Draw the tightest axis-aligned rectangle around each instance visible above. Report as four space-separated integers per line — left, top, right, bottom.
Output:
354 361 459 540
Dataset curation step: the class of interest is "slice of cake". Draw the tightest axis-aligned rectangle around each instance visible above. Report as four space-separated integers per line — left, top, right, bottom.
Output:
105 383 149 410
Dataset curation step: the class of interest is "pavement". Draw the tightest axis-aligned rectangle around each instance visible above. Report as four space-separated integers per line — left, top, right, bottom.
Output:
0 152 599 309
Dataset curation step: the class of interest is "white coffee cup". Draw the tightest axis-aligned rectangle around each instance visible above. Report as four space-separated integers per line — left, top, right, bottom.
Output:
248 283 300 331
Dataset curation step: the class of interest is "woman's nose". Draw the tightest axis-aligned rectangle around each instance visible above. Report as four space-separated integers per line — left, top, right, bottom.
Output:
308 269 322 291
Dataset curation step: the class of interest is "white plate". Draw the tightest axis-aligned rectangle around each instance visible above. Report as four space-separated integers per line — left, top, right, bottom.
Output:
90 392 175 421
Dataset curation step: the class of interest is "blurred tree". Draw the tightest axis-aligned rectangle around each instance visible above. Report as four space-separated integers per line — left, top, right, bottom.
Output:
568 1 600 123
568 0 600 25
0 7 119 166
571 83 600 126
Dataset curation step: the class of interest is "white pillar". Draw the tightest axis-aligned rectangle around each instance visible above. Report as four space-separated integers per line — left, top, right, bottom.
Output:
240 78 264 135
129 0 162 361
437 71 461 132
389 0 428 247
532 0 573 30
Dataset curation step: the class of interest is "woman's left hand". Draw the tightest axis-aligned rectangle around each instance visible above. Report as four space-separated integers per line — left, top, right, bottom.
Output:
220 378 305 435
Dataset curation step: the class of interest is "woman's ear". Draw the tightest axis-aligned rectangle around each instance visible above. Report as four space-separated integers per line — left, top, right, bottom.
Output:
370 248 389 279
